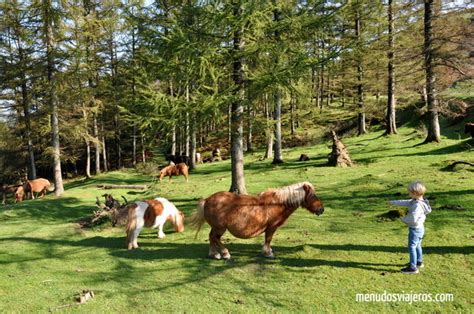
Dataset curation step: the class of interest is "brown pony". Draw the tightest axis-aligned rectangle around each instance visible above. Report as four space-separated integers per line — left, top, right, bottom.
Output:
23 178 53 200
190 182 324 259
159 163 189 182
14 185 25 203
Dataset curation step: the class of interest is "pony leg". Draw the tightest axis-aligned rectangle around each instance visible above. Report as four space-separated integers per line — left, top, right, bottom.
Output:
157 223 166 238
208 229 221 259
128 219 144 250
209 228 230 260
132 226 143 249
262 229 276 258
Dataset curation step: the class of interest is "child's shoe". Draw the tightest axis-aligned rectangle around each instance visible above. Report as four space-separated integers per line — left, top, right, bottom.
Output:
416 262 424 268
401 266 419 274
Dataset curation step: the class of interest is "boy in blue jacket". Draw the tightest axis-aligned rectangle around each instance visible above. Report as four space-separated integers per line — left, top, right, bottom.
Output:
389 181 432 274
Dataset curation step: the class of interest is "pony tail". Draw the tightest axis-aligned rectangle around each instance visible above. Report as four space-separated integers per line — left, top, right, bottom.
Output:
174 210 185 232
188 199 206 239
126 205 137 248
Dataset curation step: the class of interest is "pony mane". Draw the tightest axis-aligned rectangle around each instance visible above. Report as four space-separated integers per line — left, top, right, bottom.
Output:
260 182 313 208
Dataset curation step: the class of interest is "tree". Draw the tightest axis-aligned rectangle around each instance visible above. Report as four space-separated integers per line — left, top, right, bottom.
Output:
41 0 64 195
1 1 38 179
354 5 366 135
423 0 441 143
229 1 247 195
385 0 397 135
272 4 284 164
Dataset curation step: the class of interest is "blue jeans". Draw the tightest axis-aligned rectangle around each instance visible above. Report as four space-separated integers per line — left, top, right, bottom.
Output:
408 227 424 268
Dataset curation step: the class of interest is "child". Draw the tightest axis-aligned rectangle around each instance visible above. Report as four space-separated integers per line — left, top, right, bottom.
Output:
389 181 432 274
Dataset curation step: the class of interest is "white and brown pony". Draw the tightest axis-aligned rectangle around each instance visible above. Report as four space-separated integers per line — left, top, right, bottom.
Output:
190 182 324 259
126 197 185 250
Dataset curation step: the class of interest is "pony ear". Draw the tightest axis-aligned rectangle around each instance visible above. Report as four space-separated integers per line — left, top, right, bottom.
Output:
302 183 313 193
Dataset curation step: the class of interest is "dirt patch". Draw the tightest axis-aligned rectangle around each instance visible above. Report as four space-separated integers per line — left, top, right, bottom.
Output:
377 209 408 221
436 204 467 211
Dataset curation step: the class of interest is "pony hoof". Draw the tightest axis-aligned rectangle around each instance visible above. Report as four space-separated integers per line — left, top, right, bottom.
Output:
263 252 275 258
209 253 222 260
222 253 231 260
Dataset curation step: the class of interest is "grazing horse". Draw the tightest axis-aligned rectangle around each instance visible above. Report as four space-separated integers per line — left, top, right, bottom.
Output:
24 178 53 200
190 182 324 259
196 152 203 164
14 178 53 202
126 197 185 250
14 185 25 203
159 163 189 182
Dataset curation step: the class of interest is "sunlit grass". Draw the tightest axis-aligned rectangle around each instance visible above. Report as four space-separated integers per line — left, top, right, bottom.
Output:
0 124 472 312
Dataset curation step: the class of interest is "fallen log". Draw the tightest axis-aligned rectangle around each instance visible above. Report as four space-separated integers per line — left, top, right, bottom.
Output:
96 184 148 190
443 160 474 171
448 161 474 167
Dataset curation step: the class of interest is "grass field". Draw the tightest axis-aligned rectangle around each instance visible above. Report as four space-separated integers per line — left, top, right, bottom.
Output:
0 123 473 312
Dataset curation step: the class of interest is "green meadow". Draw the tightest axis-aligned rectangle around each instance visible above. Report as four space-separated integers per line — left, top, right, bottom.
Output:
0 124 472 313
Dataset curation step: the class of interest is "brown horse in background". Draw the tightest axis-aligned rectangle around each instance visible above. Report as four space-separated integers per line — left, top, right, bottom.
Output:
14 185 25 203
159 163 189 182
16 178 54 202
190 182 324 259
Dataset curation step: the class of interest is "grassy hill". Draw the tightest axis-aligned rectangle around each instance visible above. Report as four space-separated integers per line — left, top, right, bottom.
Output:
0 121 472 312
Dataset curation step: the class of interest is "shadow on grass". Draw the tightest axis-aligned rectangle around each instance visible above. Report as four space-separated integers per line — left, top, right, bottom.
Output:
63 174 153 191
1 235 472 264
355 139 472 165
1 197 93 222
2 235 472 302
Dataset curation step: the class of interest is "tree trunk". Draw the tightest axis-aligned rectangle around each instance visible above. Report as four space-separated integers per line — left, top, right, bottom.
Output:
290 92 295 135
246 103 253 152
326 68 331 107
101 124 108 172
132 124 137 167
170 81 176 155
93 113 100 174
423 0 441 143
190 117 197 170
115 114 122 169
171 125 176 155
44 0 63 195
319 60 325 112
21 82 36 180
273 88 284 164
228 103 232 144
385 0 397 135
311 66 317 107
264 94 273 159
272 8 283 164
19 44 36 180
328 131 353 167
85 138 91 179
229 3 247 195
110 33 121 170
141 133 146 163
355 11 366 135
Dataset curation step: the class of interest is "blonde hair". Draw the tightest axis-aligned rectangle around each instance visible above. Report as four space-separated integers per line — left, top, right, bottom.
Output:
408 181 426 197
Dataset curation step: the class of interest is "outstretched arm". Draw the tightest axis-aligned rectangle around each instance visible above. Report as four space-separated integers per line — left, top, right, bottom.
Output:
389 200 411 207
